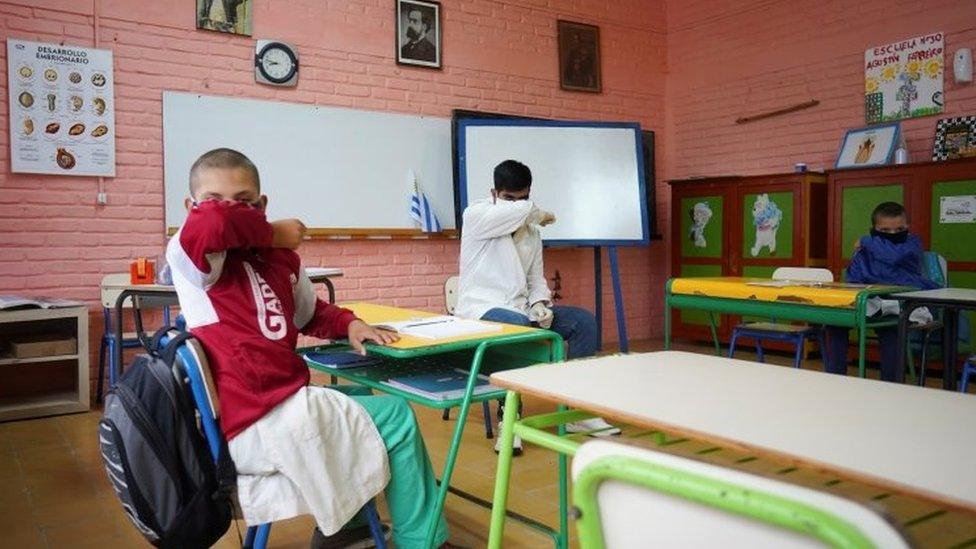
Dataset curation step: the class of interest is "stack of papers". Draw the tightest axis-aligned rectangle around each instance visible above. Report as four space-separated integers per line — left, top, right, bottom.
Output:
383 369 501 401
0 295 83 310
373 316 502 340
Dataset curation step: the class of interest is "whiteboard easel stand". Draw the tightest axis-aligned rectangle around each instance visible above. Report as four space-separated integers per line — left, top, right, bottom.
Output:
593 246 629 353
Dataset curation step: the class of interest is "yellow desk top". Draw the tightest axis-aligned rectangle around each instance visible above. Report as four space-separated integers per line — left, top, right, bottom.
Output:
669 277 906 309
343 302 537 350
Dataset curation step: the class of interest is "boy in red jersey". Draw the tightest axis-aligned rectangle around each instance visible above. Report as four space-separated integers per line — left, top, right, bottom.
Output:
167 148 453 548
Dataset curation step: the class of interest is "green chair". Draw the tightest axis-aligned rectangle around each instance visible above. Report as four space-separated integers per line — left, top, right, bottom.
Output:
571 440 910 549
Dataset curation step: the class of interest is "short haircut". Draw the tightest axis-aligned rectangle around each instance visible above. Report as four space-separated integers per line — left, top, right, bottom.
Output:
871 201 907 225
189 148 260 196
409 8 432 31
493 160 532 192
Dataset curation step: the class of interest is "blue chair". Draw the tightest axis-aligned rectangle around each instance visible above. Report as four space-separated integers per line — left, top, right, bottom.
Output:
961 356 976 394
728 267 832 369
164 330 388 549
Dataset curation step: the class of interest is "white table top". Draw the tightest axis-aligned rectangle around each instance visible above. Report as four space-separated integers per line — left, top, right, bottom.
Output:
491 351 976 510
894 288 976 303
100 267 343 291
306 267 343 279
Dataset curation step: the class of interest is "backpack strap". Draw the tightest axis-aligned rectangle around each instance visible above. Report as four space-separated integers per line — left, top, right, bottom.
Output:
213 434 238 499
149 325 181 357
158 330 195 366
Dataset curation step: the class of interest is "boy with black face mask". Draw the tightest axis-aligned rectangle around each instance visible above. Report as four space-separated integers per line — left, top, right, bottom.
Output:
824 201 939 381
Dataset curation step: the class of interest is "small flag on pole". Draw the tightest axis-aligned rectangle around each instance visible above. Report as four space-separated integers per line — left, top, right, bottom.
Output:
409 171 442 233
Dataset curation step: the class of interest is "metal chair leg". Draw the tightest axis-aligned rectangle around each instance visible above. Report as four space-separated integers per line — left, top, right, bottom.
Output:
96 337 108 403
814 330 827 371
755 339 765 363
728 330 739 359
918 330 932 387
792 335 804 369
482 401 493 439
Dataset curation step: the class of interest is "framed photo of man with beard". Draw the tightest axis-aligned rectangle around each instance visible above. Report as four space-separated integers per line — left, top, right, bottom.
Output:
558 20 601 93
396 0 441 69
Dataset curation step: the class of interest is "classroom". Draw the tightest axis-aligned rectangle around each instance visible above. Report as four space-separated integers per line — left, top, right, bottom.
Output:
1 0 975 547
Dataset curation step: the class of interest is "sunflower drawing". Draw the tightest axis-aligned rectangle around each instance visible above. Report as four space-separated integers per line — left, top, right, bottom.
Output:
865 77 880 93
881 65 899 82
924 59 942 79
905 59 922 77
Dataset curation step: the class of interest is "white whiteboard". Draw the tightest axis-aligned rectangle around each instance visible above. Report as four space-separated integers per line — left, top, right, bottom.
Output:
163 92 454 232
458 120 648 245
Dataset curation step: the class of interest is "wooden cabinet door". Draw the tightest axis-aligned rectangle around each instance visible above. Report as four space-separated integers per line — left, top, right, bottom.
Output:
670 182 733 341
924 171 976 347
734 177 803 279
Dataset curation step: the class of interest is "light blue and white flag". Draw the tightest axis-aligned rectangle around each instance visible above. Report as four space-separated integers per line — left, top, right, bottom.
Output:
409 171 442 233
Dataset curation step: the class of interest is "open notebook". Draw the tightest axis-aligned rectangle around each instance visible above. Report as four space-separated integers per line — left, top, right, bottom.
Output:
373 315 502 340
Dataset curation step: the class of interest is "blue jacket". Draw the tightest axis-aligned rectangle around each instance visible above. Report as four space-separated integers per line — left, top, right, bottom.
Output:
846 234 939 290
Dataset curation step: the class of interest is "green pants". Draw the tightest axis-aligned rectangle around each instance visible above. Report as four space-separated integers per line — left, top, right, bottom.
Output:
334 386 449 548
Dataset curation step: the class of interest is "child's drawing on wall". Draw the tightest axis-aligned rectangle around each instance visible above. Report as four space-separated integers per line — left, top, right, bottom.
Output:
750 193 782 256
689 202 713 248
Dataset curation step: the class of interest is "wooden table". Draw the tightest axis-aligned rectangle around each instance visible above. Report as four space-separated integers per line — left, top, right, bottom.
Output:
665 277 911 377
894 288 976 390
487 351 976 548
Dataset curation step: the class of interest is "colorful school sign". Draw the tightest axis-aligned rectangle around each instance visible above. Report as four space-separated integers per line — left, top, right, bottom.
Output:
864 32 944 124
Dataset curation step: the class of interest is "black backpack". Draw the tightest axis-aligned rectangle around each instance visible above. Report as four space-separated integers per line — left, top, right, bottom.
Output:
98 329 236 548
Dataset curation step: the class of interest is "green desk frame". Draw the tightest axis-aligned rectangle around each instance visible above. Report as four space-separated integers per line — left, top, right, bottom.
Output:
489 391 591 549
664 279 910 377
303 330 564 549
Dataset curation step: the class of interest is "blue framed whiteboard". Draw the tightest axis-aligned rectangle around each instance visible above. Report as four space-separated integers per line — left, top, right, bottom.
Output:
456 118 649 247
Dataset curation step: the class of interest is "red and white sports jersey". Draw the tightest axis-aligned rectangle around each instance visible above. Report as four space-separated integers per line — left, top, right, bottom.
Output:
166 200 356 439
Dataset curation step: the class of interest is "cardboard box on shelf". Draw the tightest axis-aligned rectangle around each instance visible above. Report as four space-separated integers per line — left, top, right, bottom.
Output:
8 335 77 359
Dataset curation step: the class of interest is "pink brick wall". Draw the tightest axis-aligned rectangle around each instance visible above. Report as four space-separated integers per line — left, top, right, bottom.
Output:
665 0 976 179
0 0 668 396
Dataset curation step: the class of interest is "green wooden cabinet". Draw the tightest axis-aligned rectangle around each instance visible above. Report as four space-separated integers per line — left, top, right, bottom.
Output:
668 173 828 342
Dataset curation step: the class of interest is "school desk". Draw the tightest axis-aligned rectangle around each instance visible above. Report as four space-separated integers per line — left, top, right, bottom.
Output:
302 303 565 548
894 288 976 390
486 351 976 549
103 268 343 397
665 277 910 377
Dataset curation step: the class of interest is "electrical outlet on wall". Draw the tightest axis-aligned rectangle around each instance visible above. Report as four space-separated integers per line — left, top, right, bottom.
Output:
96 192 107 205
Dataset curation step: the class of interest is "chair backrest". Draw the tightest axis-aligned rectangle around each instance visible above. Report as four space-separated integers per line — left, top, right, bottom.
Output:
166 333 223 459
921 251 948 289
571 440 909 549
444 276 460 315
772 267 834 283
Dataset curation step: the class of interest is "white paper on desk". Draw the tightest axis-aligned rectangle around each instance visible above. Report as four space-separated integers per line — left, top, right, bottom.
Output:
374 316 503 339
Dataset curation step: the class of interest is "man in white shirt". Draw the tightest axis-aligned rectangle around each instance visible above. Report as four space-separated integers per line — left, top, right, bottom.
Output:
457 160 619 453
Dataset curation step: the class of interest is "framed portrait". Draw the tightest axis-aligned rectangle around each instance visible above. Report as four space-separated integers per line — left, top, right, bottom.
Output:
557 20 601 93
196 0 252 36
835 123 901 169
932 116 976 161
396 0 441 69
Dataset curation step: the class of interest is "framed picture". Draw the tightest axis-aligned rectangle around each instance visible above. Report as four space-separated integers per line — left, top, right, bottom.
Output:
557 20 601 93
932 116 976 161
196 0 252 36
396 0 441 69
835 123 901 169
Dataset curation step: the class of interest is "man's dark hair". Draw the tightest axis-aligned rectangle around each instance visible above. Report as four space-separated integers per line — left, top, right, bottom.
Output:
409 8 432 32
493 160 532 192
189 148 260 195
871 201 907 225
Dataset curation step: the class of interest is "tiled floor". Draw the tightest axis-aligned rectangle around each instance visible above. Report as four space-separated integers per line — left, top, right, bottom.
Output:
0 340 969 548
